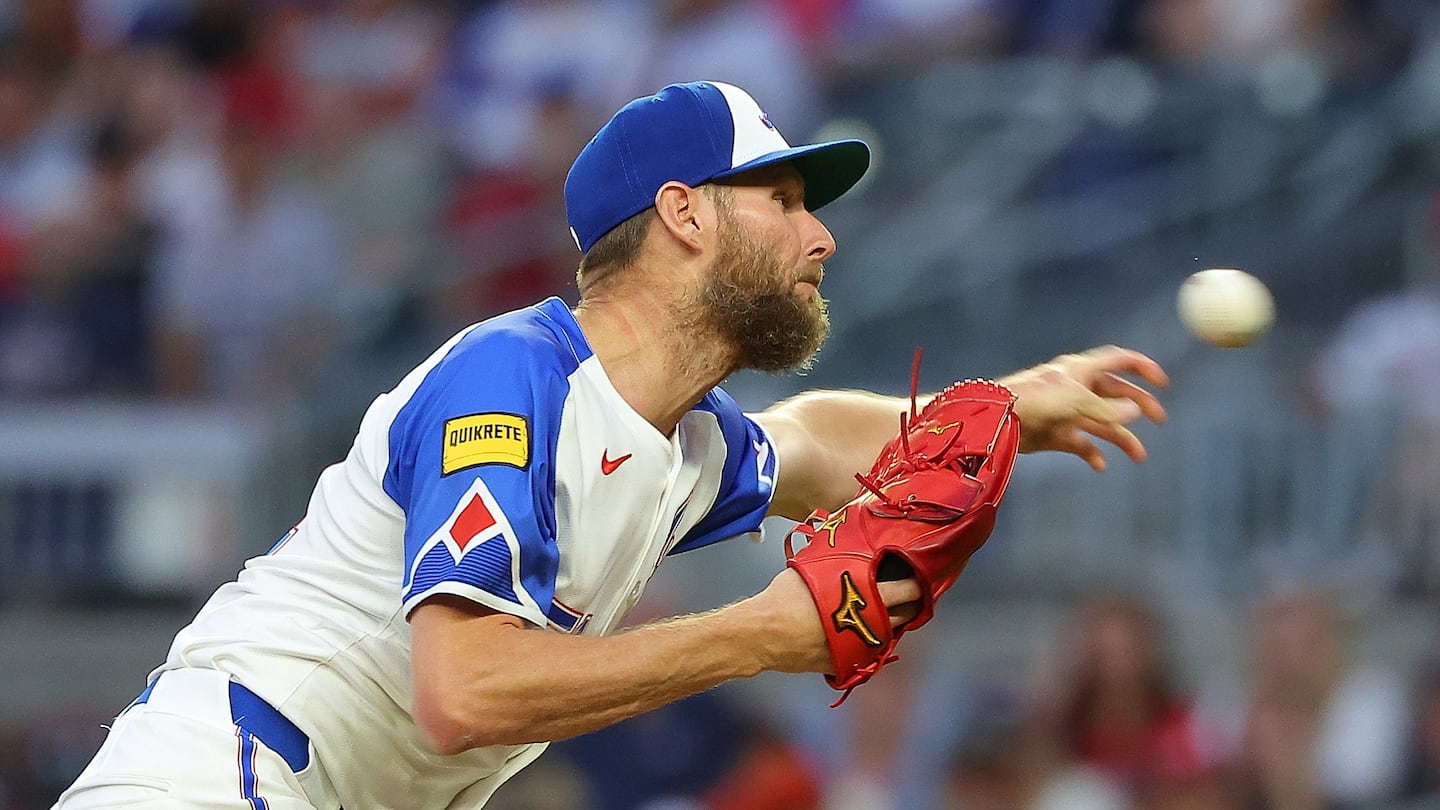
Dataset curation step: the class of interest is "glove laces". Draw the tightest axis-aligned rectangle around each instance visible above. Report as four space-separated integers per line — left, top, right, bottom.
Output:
854 347 970 512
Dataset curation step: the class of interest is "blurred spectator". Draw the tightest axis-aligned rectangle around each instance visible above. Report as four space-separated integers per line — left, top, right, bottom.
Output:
1309 192 1440 593
0 115 156 395
0 37 88 240
435 95 579 331
1137 772 1244 810
147 30 348 399
1128 0 1412 90
642 0 825 138
1312 288 1440 592
823 655 917 810
1399 659 1440 804
0 0 81 77
762 0 850 54
941 595 1240 809
0 37 165 395
553 690 744 810
176 0 259 73
1034 593 1213 801
1311 293 1440 421
942 683 1134 810
290 0 442 122
119 42 224 268
703 721 823 810
945 705 1028 810
427 0 653 329
439 0 656 173
287 0 451 346
1233 587 1411 809
1000 0 1140 56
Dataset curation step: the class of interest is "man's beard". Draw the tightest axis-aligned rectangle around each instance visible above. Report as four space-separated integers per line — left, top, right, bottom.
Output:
692 216 830 373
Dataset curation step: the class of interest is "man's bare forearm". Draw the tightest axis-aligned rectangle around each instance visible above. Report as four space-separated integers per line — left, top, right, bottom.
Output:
410 577 826 753
755 389 929 519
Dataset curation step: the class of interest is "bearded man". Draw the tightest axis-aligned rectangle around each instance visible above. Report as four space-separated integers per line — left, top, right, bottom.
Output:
54 81 1169 810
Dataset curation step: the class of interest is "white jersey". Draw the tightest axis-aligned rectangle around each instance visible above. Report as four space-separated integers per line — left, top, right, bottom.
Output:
159 297 779 809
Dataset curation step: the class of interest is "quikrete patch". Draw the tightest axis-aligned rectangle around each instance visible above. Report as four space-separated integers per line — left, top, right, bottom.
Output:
442 413 530 473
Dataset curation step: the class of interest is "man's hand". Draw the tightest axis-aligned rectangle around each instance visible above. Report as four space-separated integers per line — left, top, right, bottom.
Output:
999 346 1169 471
748 568 921 675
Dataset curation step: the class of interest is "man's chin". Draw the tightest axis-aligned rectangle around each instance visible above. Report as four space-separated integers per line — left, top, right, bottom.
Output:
785 342 825 374
770 318 830 374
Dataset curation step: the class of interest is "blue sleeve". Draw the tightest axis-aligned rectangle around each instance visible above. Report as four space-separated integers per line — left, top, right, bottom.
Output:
383 325 570 627
668 388 778 555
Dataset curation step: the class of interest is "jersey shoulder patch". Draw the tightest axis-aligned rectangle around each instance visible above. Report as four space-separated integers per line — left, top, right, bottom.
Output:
385 299 586 504
384 298 591 623
441 412 531 474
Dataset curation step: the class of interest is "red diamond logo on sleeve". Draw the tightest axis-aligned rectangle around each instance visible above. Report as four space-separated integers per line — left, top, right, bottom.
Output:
449 493 497 551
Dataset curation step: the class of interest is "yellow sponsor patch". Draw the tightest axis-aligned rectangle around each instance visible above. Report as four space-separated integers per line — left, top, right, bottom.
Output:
442 413 529 474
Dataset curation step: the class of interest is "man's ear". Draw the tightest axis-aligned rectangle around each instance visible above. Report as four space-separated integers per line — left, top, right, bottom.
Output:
653 181 707 251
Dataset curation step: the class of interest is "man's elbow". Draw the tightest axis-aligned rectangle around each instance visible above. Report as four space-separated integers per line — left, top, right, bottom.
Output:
413 689 531 754
416 719 475 757
410 597 543 753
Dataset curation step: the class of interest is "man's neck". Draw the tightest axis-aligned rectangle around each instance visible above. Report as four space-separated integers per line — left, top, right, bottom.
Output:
573 283 736 436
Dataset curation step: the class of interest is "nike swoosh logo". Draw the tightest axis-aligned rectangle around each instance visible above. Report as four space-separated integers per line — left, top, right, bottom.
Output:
600 450 632 475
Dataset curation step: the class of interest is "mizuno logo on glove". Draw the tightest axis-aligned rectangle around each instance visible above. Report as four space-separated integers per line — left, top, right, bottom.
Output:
831 571 882 647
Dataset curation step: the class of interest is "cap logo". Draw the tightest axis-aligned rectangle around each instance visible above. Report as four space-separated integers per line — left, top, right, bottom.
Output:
759 112 776 130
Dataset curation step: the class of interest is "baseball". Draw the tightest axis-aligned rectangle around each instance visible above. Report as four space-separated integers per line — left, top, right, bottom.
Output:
1176 268 1274 348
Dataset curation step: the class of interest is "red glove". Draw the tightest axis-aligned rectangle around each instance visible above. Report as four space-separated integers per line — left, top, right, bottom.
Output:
785 355 1020 705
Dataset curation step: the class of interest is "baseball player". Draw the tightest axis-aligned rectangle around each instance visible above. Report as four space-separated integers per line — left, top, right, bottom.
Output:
54 81 1168 809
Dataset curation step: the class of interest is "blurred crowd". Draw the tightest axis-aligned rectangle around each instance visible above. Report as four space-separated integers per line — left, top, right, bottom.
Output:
6 0 1440 809
0 0 1425 402
944 589 1414 810
468 585 1436 810
8 584 1431 810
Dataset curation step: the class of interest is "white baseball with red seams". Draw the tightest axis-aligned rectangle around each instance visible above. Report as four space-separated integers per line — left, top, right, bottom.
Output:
1177 268 1275 348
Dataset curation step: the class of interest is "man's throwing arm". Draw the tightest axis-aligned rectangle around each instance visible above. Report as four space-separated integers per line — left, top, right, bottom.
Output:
407 576 919 753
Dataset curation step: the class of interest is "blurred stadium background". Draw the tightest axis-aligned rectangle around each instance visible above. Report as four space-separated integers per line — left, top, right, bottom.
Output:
4 0 1440 808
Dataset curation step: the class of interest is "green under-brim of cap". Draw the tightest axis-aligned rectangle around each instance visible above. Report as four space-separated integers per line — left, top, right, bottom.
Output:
713 139 871 211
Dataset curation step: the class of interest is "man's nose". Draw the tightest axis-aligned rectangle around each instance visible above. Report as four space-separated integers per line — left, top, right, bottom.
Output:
801 210 836 263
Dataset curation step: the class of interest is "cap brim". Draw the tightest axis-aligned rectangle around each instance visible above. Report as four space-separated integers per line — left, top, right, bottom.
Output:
713 139 871 211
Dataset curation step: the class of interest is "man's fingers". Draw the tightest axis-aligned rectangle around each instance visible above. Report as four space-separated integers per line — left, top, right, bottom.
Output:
1102 397 1143 424
877 577 921 609
1012 346 1167 467
1076 416 1146 464
878 577 922 628
1072 391 1140 428
1046 416 1148 468
1094 373 1168 423
1078 346 1170 389
1050 428 1107 471
888 603 920 628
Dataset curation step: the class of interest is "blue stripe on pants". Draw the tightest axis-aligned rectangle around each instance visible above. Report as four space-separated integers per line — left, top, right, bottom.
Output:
237 729 269 810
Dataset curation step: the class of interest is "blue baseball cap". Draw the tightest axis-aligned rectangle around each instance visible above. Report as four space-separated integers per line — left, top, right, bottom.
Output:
564 81 871 253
